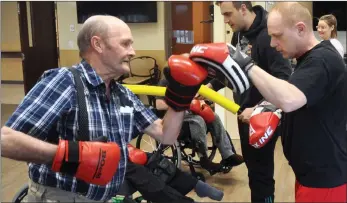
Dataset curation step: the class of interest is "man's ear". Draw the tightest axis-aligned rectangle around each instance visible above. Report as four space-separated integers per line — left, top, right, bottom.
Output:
295 22 306 36
91 36 103 53
240 4 248 15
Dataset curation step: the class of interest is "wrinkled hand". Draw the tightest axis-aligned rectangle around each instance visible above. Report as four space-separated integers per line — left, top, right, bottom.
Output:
238 107 255 124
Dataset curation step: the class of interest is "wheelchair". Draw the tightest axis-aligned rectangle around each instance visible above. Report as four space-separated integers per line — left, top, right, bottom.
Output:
12 183 28 203
12 148 186 203
136 104 236 182
12 182 154 203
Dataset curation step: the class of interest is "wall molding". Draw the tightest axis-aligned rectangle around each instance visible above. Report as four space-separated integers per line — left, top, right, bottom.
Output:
2 51 23 59
1 80 24 84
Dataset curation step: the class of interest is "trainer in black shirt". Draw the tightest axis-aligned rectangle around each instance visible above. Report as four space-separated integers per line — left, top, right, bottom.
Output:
238 2 346 202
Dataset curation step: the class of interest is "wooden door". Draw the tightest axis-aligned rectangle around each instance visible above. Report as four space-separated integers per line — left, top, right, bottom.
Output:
168 1 213 55
171 1 193 55
18 2 59 94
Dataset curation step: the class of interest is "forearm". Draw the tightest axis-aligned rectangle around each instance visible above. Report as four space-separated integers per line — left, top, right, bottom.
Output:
1 126 57 164
155 99 169 111
161 108 185 145
248 65 306 112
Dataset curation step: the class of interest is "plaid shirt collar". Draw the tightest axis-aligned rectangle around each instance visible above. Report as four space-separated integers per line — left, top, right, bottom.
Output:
79 59 119 88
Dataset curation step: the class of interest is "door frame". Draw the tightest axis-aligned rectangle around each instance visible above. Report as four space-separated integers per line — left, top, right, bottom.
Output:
164 2 214 60
17 1 30 93
164 2 172 60
17 1 59 94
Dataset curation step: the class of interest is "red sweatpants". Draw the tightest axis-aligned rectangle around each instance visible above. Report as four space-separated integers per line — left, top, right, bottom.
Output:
295 180 347 202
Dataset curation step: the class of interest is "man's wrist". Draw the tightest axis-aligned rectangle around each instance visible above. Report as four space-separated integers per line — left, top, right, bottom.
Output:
246 64 259 77
245 63 255 74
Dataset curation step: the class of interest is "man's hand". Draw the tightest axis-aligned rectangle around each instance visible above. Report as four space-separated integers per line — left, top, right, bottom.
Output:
238 107 255 124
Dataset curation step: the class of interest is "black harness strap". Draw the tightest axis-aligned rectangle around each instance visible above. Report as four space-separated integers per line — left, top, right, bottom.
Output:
68 68 89 141
59 68 90 176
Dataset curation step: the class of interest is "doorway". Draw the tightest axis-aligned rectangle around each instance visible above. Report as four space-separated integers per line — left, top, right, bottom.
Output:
165 1 213 57
18 1 59 94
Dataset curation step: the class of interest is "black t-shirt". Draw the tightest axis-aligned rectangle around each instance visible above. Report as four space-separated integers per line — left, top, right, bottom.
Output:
281 40 347 188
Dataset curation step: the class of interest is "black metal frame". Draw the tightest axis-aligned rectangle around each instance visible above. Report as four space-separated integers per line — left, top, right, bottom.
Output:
120 56 161 107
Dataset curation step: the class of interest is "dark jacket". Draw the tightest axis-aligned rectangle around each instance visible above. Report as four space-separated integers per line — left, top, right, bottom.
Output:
210 6 292 109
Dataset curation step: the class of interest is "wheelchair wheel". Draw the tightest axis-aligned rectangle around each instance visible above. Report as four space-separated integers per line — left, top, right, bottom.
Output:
136 134 182 169
12 183 29 203
179 132 217 166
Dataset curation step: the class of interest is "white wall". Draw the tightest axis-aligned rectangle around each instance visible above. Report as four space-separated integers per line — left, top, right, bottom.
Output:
212 2 227 129
56 2 165 51
314 31 346 54
213 3 241 139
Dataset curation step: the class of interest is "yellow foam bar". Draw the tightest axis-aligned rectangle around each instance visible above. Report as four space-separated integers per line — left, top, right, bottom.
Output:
123 84 241 114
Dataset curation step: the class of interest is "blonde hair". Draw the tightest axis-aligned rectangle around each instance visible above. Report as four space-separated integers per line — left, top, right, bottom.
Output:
319 14 338 38
270 2 313 30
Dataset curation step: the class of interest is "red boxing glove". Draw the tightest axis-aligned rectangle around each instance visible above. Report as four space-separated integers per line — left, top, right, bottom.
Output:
249 101 282 149
190 99 201 114
200 104 215 123
190 100 215 123
164 55 208 111
127 144 148 165
52 140 121 186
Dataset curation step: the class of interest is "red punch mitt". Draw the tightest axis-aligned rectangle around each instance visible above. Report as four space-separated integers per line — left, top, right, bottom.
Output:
249 101 282 149
189 43 254 94
128 144 148 165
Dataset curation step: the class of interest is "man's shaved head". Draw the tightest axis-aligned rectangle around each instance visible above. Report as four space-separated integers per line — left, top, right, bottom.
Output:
267 2 318 59
77 15 129 57
269 2 313 30
76 15 135 80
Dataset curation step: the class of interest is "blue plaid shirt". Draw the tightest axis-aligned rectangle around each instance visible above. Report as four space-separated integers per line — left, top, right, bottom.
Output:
5 60 158 201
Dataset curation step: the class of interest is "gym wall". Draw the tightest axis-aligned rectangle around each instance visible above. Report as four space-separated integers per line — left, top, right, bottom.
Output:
1 2 23 82
57 2 167 70
0 1 315 83
0 2 167 83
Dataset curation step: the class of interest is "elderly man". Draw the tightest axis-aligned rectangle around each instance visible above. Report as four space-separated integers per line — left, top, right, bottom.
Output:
1 15 208 202
189 2 347 202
